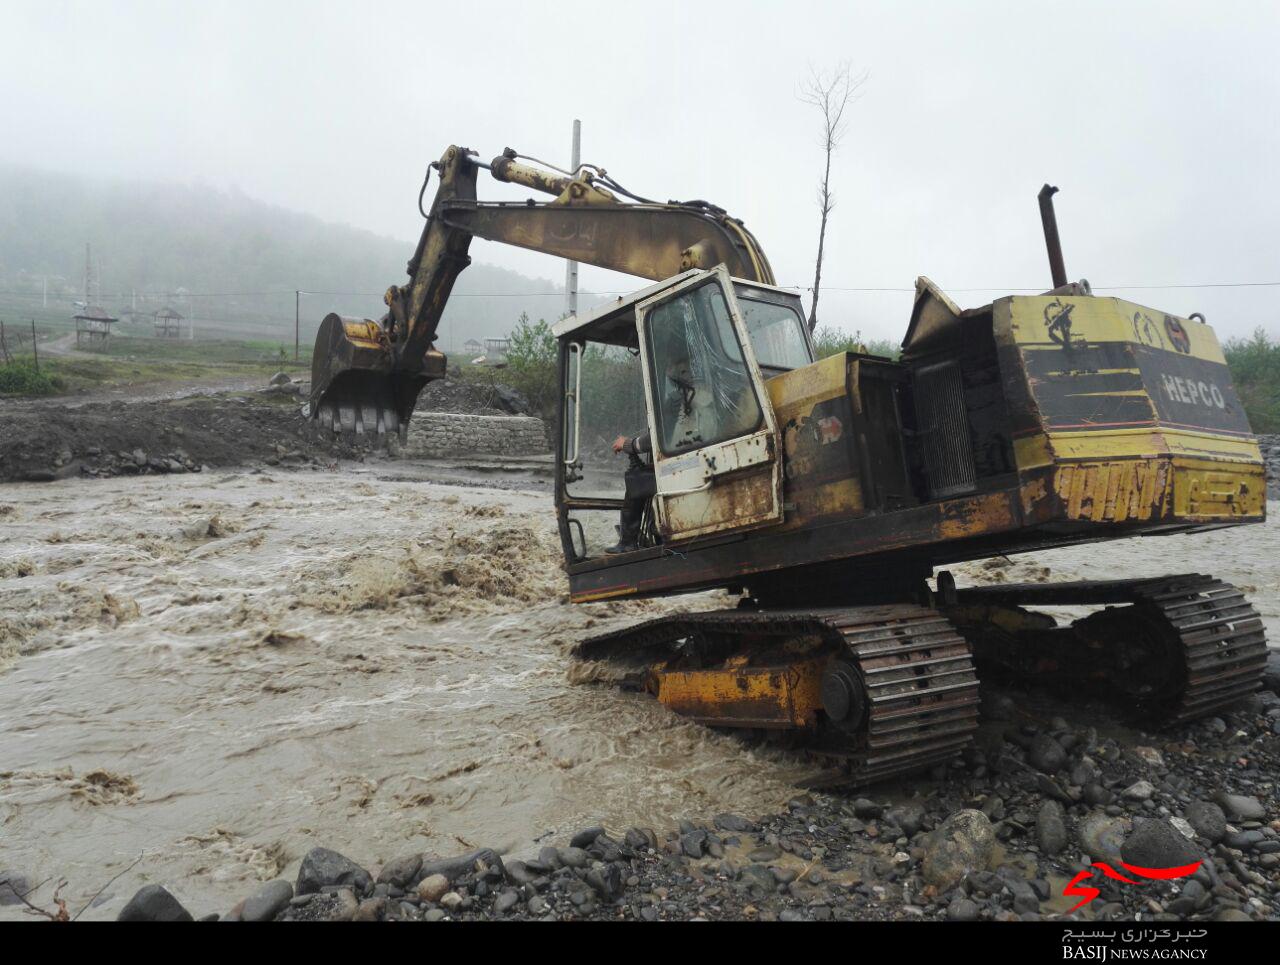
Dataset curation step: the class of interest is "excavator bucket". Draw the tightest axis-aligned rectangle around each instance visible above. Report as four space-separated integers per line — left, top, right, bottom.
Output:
309 313 439 443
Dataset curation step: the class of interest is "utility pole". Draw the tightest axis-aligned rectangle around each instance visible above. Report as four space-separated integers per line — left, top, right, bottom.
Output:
564 118 581 319
42 276 47 309
295 290 300 362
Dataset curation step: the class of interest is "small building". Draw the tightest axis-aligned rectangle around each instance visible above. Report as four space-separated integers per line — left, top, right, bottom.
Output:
468 337 511 367
462 338 484 357
154 306 184 338
74 305 118 346
482 337 511 361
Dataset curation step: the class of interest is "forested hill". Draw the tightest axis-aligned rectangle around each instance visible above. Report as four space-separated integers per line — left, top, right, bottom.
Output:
0 164 582 346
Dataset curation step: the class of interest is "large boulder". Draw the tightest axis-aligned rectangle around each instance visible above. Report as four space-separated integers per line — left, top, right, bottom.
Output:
884 802 927 837
491 384 531 415
375 853 423 889
1183 801 1227 843
416 847 505 886
922 809 996 891
295 847 372 897
713 813 757 833
417 874 449 903
1036 800 1068 856
569 826 605 849
1028 734 1067 773
1213 792 1267 822
116 884 194 922
1078 812 1129 865
241 879 293 922
1121 819 1203 870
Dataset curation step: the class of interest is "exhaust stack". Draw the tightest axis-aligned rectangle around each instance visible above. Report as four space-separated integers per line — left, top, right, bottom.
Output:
1038 184 1068 290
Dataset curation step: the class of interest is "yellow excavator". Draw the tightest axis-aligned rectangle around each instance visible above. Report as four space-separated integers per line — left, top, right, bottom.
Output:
311 144 1268 787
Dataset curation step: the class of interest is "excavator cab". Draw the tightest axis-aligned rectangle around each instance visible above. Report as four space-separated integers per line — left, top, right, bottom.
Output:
554 267 812 563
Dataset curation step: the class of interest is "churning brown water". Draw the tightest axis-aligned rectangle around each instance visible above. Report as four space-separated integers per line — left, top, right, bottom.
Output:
1 470 1276 919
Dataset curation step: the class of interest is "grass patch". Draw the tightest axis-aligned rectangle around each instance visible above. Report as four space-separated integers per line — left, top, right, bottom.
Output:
86 335 307 366
29 334 311 396
0 359 65 396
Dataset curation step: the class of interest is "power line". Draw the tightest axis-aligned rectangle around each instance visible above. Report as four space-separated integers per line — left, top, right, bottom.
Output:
793 282 1280 293
2 280 1279 301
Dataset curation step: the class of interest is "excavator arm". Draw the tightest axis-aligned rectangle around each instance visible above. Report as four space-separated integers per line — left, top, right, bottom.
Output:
310 144 773 441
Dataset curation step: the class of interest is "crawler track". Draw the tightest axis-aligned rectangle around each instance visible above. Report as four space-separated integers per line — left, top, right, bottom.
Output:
800 606 980 788
574 605 981 788
953 574 1268 726
1128 575 1268 723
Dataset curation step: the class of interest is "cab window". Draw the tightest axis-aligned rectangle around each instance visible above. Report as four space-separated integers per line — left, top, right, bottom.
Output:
645 281 764 456
737 293 812 372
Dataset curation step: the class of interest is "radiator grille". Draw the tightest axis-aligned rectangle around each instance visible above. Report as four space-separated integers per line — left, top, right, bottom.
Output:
915 361 977 499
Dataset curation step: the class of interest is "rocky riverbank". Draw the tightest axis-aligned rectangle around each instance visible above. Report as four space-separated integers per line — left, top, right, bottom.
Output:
72 675 1279 923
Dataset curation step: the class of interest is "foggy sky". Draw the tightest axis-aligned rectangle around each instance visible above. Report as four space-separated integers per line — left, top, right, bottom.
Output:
3 0 1278 341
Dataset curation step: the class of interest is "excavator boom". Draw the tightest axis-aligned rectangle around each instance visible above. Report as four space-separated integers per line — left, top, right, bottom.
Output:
309 144 772 441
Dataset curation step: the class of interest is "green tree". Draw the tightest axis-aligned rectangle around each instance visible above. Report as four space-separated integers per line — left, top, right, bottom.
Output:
811 325 899 360
1224 327 1280 433
462 311 559 419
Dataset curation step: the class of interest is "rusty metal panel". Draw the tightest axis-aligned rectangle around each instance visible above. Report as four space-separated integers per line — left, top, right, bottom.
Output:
1174 459 1266 519
658 461 780 540
1052 459 1170 522
937 490 1020 540
651 657 826 729
1006 295 1256 447
767 353 866 527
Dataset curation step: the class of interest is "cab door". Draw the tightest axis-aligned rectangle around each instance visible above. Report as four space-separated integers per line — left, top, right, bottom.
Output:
635 266 783 542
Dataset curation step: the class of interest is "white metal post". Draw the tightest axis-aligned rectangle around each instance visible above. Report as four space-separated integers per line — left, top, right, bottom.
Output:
564 119 581 319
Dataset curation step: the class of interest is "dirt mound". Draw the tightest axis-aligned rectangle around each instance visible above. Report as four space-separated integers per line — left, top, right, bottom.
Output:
417 378 530 416
0 392 354 482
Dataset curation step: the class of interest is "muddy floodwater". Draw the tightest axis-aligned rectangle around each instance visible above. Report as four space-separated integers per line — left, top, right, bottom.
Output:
1 470 1276 919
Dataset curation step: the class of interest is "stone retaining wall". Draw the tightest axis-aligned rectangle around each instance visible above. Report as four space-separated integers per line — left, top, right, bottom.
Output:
405 412 549 457
1259 433 1280 499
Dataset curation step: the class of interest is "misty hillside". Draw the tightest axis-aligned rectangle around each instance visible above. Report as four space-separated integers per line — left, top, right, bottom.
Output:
0 165 583 348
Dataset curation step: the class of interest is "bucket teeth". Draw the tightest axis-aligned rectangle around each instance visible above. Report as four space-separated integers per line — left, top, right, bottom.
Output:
311 378 404 449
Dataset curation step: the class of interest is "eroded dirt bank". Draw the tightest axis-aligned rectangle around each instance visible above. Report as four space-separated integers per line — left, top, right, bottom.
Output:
0 375 531 483
0 471 1276 921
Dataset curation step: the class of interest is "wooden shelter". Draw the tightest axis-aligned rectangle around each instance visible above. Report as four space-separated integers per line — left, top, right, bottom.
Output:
154 305 184 338
74 305 118 345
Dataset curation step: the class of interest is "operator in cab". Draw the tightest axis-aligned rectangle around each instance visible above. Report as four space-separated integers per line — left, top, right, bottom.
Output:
606 354 728 554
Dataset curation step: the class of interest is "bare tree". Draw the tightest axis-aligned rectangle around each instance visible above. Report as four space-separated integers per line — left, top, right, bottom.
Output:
799 63 867 332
